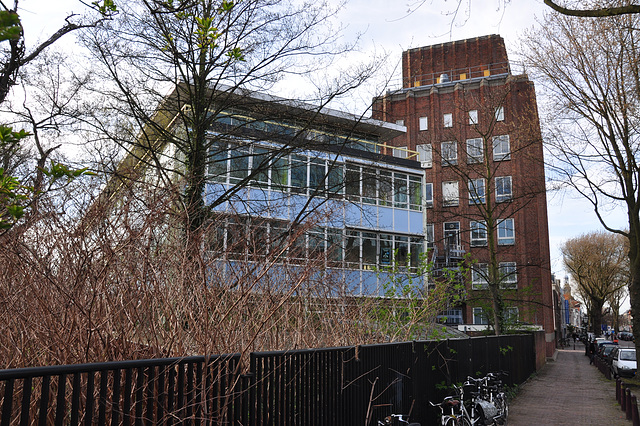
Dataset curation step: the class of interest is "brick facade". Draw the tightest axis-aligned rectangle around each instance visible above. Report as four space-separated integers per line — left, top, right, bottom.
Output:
373 35 555 357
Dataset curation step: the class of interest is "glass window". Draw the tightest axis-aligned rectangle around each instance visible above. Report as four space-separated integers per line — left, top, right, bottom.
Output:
309 158 326 193
417 144 432 168
470 220 487 247
424 183 433 208
395 235 409 266
505 307 519 322
493 135 510 160
495 106 504 122
443 113 453 128
498 218 515 245
290 154 308 194
409 176 422 211
469 110 478 125
379 234 392 266
473 307 489 325
393 146 408 159
394 173 408 209
468 178 486 204
466 138 483 164
362 168 377 205
500 262 518 289
308 227 326 260
441 141 457 165
496 176 512 202
208 142 228 183
442 181 459 207
443 222 460 248
419 116 428 131
379 171 393 206
327 162 343 196
425 224 434 249
345 230 361 268
229 143 250 184
271 155 289 190
410 237 424 271
472 264 488 290
252 146 270 187
395 119 405 126
327 228 343 266
345 164 360 202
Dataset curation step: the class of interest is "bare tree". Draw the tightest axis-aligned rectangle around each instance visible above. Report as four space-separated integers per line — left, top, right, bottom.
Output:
562 231 628 335
522 11 640 345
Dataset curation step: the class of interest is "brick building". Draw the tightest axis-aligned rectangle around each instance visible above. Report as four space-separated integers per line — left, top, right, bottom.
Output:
372 35 555 357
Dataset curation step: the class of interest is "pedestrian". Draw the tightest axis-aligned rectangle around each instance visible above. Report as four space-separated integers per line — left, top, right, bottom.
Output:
589 340 596 364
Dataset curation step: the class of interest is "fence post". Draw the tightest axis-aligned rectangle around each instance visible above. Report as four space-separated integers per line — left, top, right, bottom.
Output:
627 390 633 421
623 386 627 412
632 394 638 426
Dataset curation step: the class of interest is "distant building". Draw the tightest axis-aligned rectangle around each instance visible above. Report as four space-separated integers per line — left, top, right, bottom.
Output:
372 35 555 356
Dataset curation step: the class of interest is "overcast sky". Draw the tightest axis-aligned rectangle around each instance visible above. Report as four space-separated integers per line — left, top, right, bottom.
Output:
18 0 630 292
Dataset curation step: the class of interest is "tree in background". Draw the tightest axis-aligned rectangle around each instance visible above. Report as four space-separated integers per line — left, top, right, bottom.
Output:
562 231 628 335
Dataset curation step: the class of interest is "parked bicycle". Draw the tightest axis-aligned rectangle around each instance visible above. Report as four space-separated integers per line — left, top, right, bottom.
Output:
430 372 509 425
377 413 421 426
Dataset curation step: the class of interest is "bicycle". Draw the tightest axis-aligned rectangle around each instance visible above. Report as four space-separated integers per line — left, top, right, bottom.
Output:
430 395 471 426
377 413 421 426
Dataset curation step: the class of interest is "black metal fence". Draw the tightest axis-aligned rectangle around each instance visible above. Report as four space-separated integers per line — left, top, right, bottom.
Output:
0 334 536 425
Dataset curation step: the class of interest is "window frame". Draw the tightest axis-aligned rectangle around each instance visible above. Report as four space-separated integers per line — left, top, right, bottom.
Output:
468 178 486 205
469 109 478 125
473 307 489 325
419 116 428 131
470 220 488 247
500 262 518 289
442 181 459 207
424 182 434 208
441 141 458 166
492 135 511 161
443 113 453 128
495 176 513 202
417 143 432 168
497 218 515 245
495 106 504 122
466 138 483 164
472 263 489 290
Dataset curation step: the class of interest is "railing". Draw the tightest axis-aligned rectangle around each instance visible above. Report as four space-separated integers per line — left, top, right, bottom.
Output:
0 335 537 425
402 62 512 89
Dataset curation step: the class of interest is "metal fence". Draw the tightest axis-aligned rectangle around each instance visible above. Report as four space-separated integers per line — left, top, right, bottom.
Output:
0 334 536 425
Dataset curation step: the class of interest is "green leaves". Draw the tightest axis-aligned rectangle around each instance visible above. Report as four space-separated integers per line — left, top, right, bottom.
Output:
0 11 21 43
92 0 118 17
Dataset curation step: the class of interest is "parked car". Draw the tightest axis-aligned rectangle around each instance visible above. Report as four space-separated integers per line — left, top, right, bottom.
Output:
611 348 637 378
599 344 618 365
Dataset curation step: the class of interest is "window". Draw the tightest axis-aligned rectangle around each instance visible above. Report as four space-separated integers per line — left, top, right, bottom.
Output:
473 307 489 325
419 116 428 131
441 141 457 166
443 113 453 128
409 176 422 211
472 264 489 290
496 176 512 202
498 218 515 245
443 222 460 248
393 146 408 159
466 138 483 163
395 119 405 126
426 223 434 249
505 307 519 322
495 106 504 122
500 262 518 289
424 183 433 208
493 135 511 160
394 173 408 209
469 109 478 125
468 178 486 204
442 181 459 207
470 220 487 247
417 144 432 167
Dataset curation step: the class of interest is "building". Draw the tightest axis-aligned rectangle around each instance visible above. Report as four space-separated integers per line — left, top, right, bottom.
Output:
372 35 555 356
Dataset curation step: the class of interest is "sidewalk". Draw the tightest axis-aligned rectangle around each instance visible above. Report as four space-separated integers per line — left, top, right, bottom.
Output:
508 341 630 425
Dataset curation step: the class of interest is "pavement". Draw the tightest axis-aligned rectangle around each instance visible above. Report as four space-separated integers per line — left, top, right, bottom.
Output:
508 340 632 425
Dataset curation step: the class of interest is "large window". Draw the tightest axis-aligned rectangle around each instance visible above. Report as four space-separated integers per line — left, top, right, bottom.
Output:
472 264 489 290
347 230 424 271
442 181 459 207
470 220 487 247
495 176 512 202
441 141 458 165
495 106 504 122
497 218 515 245
346 165 422 211
500 262 518 289
466 138 483 163
444 113 453 128
505 307 519 322
468 178 486 204
425 223 434 249
473 307 489 325
469 110 478 125
493 135 511 161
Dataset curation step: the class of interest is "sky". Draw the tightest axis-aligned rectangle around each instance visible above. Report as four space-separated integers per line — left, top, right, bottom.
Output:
17 0 631 292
